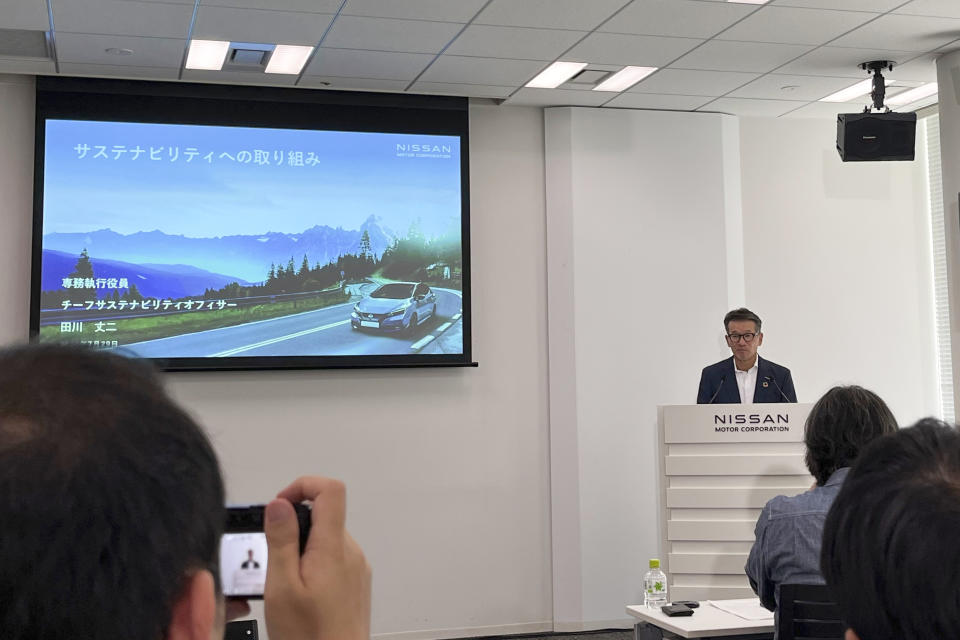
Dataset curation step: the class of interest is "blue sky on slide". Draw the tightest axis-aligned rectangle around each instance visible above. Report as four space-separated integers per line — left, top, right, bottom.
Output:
43 119 461 238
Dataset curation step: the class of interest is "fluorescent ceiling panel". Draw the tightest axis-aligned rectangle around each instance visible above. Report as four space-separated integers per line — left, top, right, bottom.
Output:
593 66 658 92
525 61 588 89
185 39 230 70
820 78 876 102
265 44 314 74
886 82 938 107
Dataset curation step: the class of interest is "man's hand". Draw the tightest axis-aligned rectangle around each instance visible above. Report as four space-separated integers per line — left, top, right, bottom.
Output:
263 476 372 640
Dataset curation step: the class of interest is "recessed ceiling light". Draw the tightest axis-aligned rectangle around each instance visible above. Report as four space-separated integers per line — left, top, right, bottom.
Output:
593 66 658 92
526 61 588 89
185 39 230 71
105 47 134 56
886 82 938 107
819 78 892 103
265 44 314 75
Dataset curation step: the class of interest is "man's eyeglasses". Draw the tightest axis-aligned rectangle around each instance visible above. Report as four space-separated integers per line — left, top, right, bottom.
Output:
726 333 757 344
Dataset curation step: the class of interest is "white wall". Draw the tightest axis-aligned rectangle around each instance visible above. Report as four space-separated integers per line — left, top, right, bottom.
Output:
0 74 35 344
739 116 939 425
544 106 939 631
545 107 747 629
0 77 553 640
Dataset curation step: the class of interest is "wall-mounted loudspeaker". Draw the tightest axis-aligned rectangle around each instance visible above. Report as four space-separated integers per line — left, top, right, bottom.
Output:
836 112 917 162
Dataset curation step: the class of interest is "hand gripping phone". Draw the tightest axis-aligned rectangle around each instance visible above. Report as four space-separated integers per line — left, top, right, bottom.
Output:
221 503 311 599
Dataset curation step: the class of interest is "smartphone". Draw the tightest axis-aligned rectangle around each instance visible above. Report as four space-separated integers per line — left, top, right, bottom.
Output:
221 503 311 599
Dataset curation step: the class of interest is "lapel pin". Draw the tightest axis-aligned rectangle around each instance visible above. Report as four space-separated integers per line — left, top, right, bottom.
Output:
762 381 769 388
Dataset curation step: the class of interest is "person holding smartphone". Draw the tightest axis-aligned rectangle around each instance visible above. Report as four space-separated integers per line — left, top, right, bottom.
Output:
0 344 371 640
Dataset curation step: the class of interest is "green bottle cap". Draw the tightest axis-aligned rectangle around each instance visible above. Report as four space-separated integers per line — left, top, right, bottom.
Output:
649 558 660 569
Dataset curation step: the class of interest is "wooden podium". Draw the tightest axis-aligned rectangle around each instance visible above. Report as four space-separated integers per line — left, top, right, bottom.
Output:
657 403 813 601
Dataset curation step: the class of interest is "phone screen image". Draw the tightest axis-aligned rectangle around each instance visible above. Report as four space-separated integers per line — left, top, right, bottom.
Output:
221 532 268 597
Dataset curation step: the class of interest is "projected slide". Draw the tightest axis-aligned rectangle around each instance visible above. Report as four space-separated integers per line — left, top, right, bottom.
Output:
37 120 464 359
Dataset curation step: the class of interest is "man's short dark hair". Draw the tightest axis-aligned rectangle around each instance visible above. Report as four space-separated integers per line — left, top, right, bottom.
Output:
821 419 960 640
0 345 224 640
803 385 897 486
723 308 762 333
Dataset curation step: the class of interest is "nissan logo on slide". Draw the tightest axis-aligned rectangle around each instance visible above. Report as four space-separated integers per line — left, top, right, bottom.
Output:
395 143 453 159
396 143 452 153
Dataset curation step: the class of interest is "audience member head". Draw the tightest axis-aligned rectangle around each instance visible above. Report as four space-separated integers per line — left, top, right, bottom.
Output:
803 385 897 486
0 344 225 640
821 419 960 640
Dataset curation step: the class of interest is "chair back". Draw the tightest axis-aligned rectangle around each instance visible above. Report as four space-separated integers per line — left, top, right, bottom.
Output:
777 583 844 640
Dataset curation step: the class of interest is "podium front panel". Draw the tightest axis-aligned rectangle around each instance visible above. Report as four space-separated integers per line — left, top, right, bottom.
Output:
658 403 813 602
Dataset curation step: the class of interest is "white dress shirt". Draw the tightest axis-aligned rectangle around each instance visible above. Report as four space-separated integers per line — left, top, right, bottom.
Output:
734 360 759 404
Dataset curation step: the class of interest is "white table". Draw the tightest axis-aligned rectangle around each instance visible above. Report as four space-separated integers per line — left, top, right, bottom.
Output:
626 599 774 639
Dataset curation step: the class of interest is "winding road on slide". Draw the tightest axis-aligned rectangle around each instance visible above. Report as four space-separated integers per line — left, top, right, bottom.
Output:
125 288 463 358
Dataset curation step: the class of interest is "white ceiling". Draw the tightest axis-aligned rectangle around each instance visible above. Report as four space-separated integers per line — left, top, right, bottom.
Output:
0 0 953 117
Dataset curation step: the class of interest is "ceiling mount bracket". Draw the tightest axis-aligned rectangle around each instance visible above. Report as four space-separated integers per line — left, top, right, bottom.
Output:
860 60 894 112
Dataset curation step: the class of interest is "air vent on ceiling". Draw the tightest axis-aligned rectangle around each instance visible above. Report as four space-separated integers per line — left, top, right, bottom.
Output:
562 68 612 89
0 29 51 58
222 42 275 71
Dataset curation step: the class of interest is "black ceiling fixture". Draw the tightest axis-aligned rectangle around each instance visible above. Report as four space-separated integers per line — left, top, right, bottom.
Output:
860 60 894 112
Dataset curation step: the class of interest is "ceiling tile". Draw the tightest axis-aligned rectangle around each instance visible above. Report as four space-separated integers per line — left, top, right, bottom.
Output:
419 55 545 85
53 0 193 39
717 7 876 46
181 68 299 86
193 6 334 43
778 100 859 119
727 73 865 101
58 62 179 80
1 0 50 30
630 68 760 96
894 0 960 19
322 16 462 54
475 0 629 31
445 25 585 61
889 53 939 82
55 32 185 67
0 58 56 74
830 14 960 52
565 33 703 66
341 0 486 22
201 0 342 11
777 46 919 77
506 87 611 107
698 96 808 117
409 81 514 98
298 76 410 91
671 40 813 73
771 0 904 10
599 0 755 39
304 48 434 80
603 93 713 110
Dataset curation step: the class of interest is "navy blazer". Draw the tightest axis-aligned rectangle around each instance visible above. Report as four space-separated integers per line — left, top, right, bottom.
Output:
697 356 797 404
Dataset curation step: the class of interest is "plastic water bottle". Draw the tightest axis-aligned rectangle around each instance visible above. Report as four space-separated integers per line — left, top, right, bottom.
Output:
644 558 668 610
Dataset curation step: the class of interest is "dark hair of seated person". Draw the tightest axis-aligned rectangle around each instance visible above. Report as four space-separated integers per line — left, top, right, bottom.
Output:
803 385 898 486
821 419 960 640
0 344 224 640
